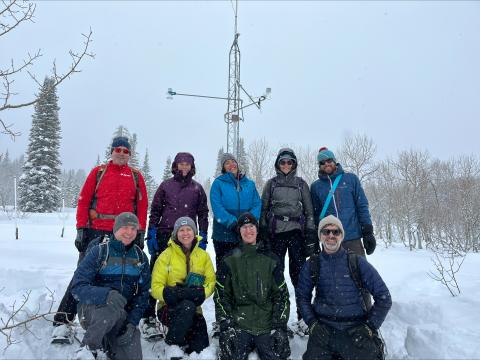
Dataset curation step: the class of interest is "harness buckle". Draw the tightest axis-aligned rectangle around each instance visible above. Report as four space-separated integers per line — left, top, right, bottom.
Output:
282 216 290 222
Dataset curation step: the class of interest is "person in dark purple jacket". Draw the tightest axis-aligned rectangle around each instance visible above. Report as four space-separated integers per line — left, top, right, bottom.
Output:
142 152 209 333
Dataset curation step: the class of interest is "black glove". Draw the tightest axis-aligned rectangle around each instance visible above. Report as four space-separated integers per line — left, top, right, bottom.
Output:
163 286 180 306
116 323 136 346
304 229 319 257
228 220 238 233
271 328 290 359
106 290 127 310
134 230 145 249
181 286 206 306
74 228 88 252
347 323 374 349
309 321 330 346
362 224 376 255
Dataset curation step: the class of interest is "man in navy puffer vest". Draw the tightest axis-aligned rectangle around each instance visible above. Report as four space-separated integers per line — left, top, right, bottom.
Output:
296 215 391 360
71 212 150 360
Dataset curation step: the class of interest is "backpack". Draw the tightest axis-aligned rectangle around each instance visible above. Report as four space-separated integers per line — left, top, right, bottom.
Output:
309 252 372 312
267 177 305 233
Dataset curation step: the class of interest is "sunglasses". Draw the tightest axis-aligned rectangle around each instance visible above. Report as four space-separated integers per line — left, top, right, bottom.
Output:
279 160 293 166
113 147 130 154
320 228 342 236
319 158 335 166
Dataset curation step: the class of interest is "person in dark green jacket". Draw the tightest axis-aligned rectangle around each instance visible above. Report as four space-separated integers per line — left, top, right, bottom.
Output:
214 212 290 360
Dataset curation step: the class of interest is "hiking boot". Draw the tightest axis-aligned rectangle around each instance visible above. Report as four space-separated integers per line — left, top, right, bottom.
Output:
211 321 220 338
289 319 309 337
74 345 108 360
141 317 164 342
51 324 74 345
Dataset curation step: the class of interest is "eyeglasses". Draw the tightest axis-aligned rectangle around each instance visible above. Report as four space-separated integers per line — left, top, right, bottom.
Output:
319 159 334 166
320 228 342 236
113 147 130 154
279 160 293 166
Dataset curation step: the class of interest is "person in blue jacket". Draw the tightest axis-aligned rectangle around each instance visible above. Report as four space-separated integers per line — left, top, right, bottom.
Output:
210 153 261 266
310 147 376 256
296 215 392 360
71 212 150 360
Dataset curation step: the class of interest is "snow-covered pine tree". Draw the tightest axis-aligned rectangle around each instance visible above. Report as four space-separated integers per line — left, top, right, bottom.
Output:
129 133 140 169
238 138 249 175
142 149 158 207
214 147 224 177
162 156 172 181
19 77 62 212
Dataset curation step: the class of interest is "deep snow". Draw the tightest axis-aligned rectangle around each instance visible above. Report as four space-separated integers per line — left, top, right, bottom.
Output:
0 211 479 359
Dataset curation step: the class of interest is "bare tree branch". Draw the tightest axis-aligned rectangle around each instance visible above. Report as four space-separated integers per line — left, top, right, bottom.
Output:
0 1 94 140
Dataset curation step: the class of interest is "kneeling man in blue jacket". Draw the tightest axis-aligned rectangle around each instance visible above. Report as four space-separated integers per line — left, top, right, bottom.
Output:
71 212 150 360
296 215 392 360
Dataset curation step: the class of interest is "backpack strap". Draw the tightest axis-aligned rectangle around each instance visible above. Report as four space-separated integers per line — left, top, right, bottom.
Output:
96 239 110 272
347 252 372 312
319 174 343 220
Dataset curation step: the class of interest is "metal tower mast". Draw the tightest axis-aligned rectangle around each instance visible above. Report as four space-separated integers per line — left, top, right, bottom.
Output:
225 32 241 157
167 0 270 159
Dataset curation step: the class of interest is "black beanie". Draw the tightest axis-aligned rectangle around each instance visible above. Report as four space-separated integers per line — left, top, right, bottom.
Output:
111 136 131 152
236 212 258 232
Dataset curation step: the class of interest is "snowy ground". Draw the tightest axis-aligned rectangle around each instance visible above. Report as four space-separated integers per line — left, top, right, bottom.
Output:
1 211 479 359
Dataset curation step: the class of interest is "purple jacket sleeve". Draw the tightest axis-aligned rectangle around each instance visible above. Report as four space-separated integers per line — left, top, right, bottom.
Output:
197 184 209 234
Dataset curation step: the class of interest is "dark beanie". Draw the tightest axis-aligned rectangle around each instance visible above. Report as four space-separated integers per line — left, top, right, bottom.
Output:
111 136 131 152
113 212 139 233
237 212 258 232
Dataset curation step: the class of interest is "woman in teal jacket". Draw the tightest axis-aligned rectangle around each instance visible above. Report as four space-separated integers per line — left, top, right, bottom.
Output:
210 153 261 266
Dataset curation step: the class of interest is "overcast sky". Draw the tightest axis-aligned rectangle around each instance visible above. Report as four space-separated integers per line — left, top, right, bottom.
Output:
2 1 479 182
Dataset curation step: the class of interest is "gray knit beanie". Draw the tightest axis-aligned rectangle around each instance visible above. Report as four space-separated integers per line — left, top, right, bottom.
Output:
221 153 238 173
113 212 139 233
172 216 197 240
318 215 345 241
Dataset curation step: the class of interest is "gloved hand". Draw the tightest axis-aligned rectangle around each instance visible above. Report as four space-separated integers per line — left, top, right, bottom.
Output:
163 286 180 306
228 220 238 233
271 328 290 359
74 228 88 252
146 227 159 256
134 230 145 249
304 229 319 257
182 286 205 306
309 320 330 346
258 227 270 244
199 231 208 250
347 323 374 349
116 323 136 346
362 224 376 255
106 290 127 310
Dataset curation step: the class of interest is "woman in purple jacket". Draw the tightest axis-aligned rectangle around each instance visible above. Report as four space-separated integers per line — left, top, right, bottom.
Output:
142 152 209 332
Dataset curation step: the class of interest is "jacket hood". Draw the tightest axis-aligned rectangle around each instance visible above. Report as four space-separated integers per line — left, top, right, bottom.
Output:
275 147 297 175
172 152 196 176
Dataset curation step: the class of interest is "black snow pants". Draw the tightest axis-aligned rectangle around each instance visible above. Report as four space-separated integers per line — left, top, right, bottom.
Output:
270 229 305 319
213 240 239 268
230 329 281 360
162 300 209 354
53 228 111 326
303 324 383 360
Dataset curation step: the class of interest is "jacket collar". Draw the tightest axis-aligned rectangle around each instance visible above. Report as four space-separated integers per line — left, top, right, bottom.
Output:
320 246 346 260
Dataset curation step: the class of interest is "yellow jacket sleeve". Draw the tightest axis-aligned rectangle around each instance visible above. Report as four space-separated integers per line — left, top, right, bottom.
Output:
151 250 171 301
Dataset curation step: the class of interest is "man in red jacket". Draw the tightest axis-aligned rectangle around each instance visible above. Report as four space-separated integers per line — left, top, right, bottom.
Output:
51 136 148 343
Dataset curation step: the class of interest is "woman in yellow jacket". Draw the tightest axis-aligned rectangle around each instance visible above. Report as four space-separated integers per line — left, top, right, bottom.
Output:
151 216 215 354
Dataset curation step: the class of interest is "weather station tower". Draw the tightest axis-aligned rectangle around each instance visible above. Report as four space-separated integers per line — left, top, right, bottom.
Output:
167 0 270 159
